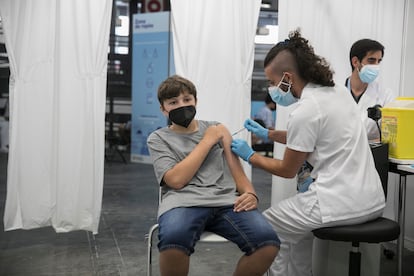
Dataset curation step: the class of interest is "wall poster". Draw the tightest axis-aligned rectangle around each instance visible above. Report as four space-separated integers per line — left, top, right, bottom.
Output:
131 11 174 163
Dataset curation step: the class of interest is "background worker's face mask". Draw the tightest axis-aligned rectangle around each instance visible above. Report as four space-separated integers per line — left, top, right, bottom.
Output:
168 105 196 128
358 64 380 83
268 74 298 106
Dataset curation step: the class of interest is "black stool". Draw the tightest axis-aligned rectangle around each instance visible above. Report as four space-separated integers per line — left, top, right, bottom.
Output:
313 143 400 276
313 217 400 276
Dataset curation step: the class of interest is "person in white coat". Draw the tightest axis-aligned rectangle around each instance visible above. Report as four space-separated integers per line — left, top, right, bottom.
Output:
252 94 276 146
231 30 386 276
345 39 394 142
255 94 276 131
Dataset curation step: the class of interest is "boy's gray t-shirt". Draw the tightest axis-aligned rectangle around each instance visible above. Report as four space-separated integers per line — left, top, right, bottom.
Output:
147 120 238 218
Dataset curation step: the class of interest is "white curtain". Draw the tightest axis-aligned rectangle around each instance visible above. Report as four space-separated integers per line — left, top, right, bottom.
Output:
275 0 406 216
275 0 411 273
278 0 404 94
0 0 112 234
170 0 261 178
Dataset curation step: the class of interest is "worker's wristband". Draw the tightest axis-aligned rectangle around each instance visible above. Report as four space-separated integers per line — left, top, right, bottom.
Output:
247 192 259 202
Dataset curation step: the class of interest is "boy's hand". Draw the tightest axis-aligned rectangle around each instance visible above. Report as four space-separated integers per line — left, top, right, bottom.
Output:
244 118 269 140
231 139 255 162
203 125 224 145
233 192 258 212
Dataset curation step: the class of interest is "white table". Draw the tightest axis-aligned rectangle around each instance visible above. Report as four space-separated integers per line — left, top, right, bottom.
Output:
397 164 414 173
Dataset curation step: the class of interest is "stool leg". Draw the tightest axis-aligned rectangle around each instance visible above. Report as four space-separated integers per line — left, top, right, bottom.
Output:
349 242 361 276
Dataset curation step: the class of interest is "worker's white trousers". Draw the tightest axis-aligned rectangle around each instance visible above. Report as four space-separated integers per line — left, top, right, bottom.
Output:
263 189 383 276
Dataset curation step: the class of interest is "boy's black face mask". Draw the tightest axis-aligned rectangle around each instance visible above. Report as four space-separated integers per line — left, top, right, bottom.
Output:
168 105 196 128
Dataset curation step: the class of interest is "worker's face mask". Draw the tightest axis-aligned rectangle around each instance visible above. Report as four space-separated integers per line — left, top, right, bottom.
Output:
168 105 196 128
268 74 298 106
358 64 380 84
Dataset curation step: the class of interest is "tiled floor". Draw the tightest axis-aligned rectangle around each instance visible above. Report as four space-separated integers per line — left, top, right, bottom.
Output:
0 151 413 275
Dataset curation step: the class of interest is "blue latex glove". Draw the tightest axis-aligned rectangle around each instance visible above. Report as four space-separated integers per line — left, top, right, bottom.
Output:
231 139 255 162
244 118 269 140
298 176 314 193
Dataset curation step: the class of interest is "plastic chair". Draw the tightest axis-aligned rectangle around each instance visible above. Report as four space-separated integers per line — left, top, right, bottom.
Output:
312 143 400 276
145 188 270 276
146 223 231 276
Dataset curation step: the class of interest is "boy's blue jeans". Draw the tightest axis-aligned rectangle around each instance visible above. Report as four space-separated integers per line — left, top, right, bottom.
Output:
158 206 280 256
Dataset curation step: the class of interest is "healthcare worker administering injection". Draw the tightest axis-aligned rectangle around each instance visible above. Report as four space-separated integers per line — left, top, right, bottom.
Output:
231 29 386 276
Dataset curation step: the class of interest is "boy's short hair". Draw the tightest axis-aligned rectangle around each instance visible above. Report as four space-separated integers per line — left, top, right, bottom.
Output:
349 39 384 70
157 75 197 105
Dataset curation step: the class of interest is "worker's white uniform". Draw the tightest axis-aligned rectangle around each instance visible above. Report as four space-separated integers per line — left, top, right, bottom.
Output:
346 79 394 141
263 83 386 276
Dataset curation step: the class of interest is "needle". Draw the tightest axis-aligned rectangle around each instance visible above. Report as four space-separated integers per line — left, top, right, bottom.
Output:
232 127 246 136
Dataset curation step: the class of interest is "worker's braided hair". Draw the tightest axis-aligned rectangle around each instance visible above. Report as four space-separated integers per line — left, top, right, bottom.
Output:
264 29 335 87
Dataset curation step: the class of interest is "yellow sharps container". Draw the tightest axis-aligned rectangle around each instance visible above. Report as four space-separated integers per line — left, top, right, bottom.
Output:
381 97 414 160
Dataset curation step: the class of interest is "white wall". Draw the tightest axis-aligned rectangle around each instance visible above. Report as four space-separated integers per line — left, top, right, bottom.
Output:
400 0 414 97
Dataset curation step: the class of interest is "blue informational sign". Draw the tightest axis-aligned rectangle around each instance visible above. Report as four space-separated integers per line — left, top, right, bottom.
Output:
131 11 174 163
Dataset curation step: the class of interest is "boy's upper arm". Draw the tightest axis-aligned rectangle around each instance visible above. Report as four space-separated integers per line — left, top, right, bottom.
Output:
218 124 250 187
147 132 177 185
217 124 232 156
